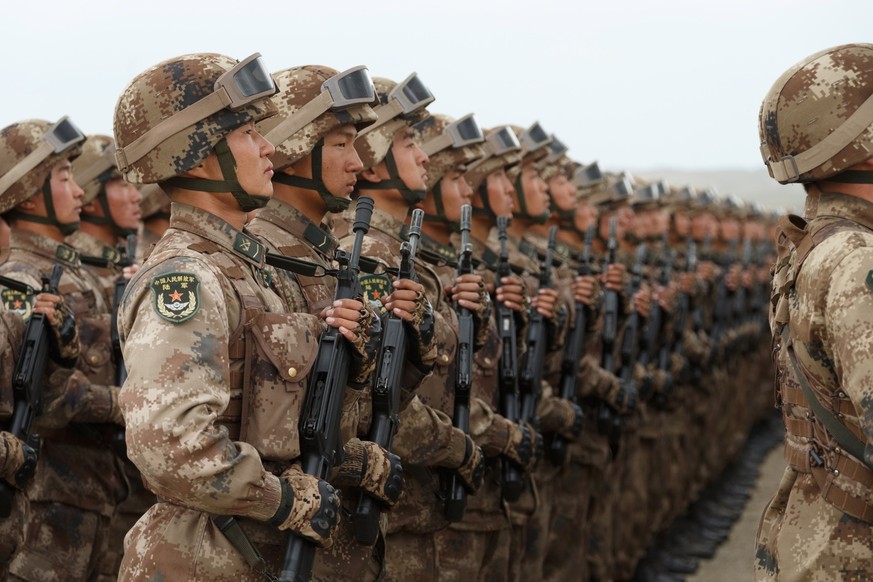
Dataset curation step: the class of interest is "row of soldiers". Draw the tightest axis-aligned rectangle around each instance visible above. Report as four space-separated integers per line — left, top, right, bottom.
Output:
0 53 776 581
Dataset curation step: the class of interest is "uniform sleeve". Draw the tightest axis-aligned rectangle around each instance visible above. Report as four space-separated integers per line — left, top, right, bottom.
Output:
118 257 282 522
37 371 121 427
392 395 468 468
824 245 873 462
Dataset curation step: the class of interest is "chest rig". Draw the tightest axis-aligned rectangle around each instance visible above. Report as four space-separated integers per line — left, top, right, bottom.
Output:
772 213 873 521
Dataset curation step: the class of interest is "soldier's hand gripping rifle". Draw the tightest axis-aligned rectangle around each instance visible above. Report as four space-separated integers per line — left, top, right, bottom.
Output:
353 209 423 544
598 217 620 435
519 226 558 428
672 238 696 382
445 205 475 522
546 226 594 466
654 242 676 407
709 238 737 363
496 216 524 502
0 264 64 517
280 197 374 582
112 234 137 386
733 236 752 354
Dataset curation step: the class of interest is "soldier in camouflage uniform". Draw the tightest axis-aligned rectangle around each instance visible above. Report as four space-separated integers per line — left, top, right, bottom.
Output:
0 118 128 582
66 134 153 581
756 43 873 580
247 64 421 581
113 53 374 581
342 76 487 582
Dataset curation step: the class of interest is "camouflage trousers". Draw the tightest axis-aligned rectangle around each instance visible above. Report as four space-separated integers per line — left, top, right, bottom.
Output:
756 467 873 581
8 501 111 582
542 461 598 582
0 491 28 580
100 461 155 581
430 526 510 582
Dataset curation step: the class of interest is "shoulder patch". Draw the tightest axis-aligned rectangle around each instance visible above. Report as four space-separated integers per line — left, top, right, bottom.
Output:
867 270 873 295
359 273 391 302
149 272 201 324
1 288 32 321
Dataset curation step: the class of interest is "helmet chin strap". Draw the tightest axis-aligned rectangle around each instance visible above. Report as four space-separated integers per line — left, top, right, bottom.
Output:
6 176 79 236
512 174 550 225
471 181 497 220
81 185 137 237
273 140 349 213
359 149 426 205
164 138 269 213
421 181 460 229
828 170 873 184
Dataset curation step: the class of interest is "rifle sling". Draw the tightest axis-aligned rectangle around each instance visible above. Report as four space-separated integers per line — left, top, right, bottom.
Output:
211 515 277 581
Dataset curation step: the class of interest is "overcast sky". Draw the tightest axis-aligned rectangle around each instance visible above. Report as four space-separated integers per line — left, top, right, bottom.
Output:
4 0 872 174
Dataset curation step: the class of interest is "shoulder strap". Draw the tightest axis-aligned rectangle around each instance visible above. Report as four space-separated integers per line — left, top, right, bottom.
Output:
783 326 873 471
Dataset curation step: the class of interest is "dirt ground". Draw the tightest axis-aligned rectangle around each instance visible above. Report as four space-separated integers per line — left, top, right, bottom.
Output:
687 445 785 581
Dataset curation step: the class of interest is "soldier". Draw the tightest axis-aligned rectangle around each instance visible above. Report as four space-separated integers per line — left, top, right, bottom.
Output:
756 43 873 580
247 64 419 581
343 75 486 582
113 52 369 581
67 134 152 581
0 117 128 582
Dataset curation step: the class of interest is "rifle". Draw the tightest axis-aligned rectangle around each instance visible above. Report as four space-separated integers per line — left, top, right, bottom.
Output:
672 238 696 382
353 209 423 544
496 216 524 502
708 238 737 363
0 264 63 517
519 226 557 427
445 205 475 522
598 217 619 435
615 245 646 417
546 225 593 465
280 196 374 582
112 234 137 386
654 240 676 407
734 236 752 354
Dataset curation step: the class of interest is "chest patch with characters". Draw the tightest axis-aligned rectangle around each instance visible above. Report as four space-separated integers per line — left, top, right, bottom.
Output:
1 288 32 320
150 272 201 323
359 273 391 303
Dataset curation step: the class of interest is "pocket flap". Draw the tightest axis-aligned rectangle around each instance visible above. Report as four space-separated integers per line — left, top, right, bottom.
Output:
251 312 322 383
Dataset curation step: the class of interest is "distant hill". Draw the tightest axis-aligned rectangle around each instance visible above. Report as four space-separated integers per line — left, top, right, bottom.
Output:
629 167 806 214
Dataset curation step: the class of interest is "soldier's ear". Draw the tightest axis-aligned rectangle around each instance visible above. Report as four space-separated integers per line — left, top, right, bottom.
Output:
82 200 102 215
359 168 380 184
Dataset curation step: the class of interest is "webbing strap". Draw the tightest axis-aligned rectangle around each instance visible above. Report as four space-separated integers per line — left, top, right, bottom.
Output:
783 326 873 471
211 515 277 581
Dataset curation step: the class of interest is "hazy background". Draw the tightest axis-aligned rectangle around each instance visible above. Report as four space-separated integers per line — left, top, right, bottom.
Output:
6 0 872 211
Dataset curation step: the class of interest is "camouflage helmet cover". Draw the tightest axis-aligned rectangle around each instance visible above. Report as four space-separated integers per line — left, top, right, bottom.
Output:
356 77 430 171
759 43 873 184
258 65 378 172
0 119 83 214
588 171 635 207
464 126 523 190
113 53 277 184
414 114 485 190
73 135 123 204
139 183 170 218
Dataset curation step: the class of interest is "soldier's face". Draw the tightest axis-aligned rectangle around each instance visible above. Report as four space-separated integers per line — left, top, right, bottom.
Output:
486 168 514 216
429 169 473 222
320 125 364 198
672 211 691 237
548 175 576 212
519 163 549 216
49 159 84 224
104 179 143 230
390 128 428 191
225 122 275 197
574 201 597 232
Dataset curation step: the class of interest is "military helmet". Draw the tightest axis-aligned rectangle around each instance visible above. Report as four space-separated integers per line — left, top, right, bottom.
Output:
356 75 433 171
113 52 277 185
573 161 606 191
630 179 666 210
139 183 170 218
464 125 523 191
0 118 85 214
258 65 378 172
538 136 569 181
760 43 873 183
588 172 635 207
73 135 123 205
415 113 485 191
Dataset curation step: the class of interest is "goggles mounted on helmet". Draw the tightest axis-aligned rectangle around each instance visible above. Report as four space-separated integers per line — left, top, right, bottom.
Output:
359 72 434 137
264 65 376 147
116 53 277 171
420 113 484 157
0 116 85 197
469 126 522 170
75 142 118 190
520 122 552 155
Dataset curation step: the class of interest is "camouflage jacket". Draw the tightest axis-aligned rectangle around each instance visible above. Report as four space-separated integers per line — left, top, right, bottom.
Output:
774 191 873 521
66 230 124 306
0 230 125 516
